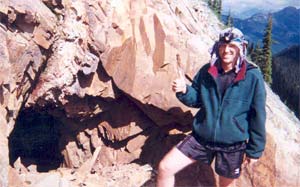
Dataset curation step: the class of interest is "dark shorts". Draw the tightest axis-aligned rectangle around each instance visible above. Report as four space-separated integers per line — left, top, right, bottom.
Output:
176 135 246 179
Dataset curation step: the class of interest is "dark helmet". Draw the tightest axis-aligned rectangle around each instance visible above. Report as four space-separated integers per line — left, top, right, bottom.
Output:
219 27 247 44
210 27 249 72
211 27 248 58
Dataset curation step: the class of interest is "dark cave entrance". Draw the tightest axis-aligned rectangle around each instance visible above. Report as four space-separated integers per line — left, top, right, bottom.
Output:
9 107 64 172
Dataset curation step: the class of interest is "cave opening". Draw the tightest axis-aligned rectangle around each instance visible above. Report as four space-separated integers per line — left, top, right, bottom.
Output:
9 107 64 172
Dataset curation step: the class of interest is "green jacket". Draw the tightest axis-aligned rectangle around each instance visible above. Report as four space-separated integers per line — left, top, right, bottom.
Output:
177 60 266 158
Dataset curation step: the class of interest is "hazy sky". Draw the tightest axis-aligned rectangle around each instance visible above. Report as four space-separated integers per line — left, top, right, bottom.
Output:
222 0 300 18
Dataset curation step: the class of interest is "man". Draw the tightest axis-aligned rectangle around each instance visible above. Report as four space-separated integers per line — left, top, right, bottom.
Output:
157 27 266 187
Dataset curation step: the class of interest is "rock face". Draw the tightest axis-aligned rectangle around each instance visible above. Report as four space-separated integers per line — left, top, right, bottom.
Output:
0 0 299 187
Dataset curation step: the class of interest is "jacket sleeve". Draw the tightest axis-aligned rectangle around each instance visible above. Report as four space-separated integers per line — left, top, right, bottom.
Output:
176 71 202 108
246 73 266 159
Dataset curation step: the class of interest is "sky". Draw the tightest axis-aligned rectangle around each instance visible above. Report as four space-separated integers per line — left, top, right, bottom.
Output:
222 0 300 19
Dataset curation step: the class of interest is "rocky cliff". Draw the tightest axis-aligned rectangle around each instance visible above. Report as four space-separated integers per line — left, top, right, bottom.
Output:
0 0 299 187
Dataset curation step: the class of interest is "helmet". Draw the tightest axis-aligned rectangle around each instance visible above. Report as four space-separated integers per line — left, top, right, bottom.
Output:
219 27 247 45
210 27 248 72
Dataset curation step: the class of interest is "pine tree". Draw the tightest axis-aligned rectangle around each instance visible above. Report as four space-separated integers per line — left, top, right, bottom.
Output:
208 0 222 20
247 42 254 57
226 10 233 27
251 42 264 68
250 43 257 62
217 0 222 19
212 0 218 15
262 14 273 84
208 0 212 7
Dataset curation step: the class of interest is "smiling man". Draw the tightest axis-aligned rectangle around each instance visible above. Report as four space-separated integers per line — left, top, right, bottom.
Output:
157 28 266 187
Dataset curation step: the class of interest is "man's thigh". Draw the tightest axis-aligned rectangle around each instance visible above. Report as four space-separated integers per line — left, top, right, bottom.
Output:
215 142 246 179
176 135 214 165
159 146 197 174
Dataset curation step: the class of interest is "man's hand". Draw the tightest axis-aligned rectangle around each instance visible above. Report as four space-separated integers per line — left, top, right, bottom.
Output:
243 157 258 168
172 69 186 94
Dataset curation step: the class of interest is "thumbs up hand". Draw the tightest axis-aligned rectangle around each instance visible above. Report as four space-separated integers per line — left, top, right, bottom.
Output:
172 68 187 94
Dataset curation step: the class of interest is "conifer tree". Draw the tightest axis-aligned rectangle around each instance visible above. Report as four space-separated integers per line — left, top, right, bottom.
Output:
207 0 222 20
217 0 222 19
208 0 212 7
251 42 263 67
212 0 218 15
226 10 233 27
262 14 273 84
247 42 254 57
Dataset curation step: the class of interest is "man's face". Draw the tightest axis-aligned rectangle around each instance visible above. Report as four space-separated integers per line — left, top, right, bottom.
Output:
218 43 240 65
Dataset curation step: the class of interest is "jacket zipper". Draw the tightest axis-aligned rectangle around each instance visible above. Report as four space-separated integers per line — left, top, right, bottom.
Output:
212 76 235 142
212 76 223 143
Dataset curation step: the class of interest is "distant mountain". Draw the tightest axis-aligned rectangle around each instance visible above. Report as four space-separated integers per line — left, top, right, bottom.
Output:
222 6 300 54
272 45 300 118
237 8 265 19
223 7 265 19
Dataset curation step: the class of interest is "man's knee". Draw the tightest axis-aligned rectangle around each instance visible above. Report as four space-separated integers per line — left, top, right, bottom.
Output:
158 147 192 176
219 176 236 187
158 157 172 174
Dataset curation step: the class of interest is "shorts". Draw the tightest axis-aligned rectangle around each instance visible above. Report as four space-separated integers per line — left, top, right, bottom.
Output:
176 134 246 179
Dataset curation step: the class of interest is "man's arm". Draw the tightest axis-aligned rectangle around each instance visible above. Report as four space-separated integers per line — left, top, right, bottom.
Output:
173 70 202 108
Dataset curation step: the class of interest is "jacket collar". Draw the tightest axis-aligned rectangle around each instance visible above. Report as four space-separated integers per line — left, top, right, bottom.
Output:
208 60 247 83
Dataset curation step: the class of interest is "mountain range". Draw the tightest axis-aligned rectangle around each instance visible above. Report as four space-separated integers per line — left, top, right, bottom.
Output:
223 7 266 19
222 6 300 54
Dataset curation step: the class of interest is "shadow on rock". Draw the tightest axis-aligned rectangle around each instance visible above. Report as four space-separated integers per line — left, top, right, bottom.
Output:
8 108 63 172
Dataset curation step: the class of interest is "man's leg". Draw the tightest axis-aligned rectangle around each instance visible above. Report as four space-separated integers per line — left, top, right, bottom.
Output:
157 147 196 187
219 176 235 187
215 142 246 187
